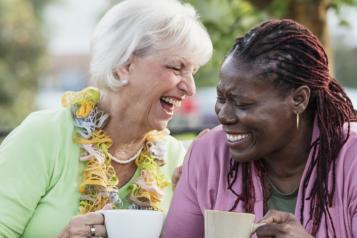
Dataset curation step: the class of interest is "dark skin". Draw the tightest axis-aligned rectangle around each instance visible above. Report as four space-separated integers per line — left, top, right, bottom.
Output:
216 55 314 237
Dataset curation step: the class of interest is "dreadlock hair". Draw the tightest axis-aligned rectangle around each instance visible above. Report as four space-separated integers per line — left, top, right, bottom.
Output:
225 19 357 237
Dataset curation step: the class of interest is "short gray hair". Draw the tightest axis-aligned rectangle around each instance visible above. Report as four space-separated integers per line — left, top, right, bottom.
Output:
90 0 213 90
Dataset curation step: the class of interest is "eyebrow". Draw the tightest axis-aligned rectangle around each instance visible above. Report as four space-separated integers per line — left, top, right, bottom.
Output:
216 85 251 100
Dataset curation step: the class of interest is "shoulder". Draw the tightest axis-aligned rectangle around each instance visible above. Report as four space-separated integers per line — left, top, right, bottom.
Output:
164 134 185 148
191 125 227 155
1 107 74 150
334 122 357 208
162 134 186 168
163 134 186 155
334 122 357 184
14 107 72 133
187 125 229 170
340 122 357 156
344 122 357 139
24 107 73 129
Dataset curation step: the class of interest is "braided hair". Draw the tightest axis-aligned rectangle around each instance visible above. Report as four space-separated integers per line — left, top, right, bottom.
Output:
225 19 357 237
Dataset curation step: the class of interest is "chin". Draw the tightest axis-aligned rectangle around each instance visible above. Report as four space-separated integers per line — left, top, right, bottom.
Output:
151 121 169 131
229 149 255 163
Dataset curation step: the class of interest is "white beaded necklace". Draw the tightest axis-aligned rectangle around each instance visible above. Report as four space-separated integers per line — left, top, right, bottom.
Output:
108 146 144 164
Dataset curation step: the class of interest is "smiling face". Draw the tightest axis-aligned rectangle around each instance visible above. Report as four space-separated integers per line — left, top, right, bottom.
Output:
216 55 297 162
116 50 198 132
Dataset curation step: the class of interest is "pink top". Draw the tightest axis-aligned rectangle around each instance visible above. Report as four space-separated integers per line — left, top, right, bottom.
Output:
163 123 357 238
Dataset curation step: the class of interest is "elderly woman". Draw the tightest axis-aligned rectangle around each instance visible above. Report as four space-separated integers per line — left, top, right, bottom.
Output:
163 19 357 238
0 0 212 237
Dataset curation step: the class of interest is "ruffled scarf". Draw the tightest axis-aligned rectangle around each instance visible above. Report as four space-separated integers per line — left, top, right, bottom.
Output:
61 87 170 214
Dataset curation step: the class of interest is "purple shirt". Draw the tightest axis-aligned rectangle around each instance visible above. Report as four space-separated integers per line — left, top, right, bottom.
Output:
163 123 357 238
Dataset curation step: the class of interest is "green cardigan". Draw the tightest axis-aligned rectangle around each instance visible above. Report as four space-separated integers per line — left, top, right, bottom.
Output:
0 108 186 237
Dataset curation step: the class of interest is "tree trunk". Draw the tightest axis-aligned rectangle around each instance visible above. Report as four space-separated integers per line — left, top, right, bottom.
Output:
286 0 329 44
285 0 333 68
247 0 334 72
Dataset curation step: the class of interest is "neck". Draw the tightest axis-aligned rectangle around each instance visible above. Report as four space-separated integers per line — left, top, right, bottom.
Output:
263 116 313 179
98 89 148 159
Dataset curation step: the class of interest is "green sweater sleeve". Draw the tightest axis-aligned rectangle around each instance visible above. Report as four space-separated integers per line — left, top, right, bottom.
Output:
0 108 186 235
0 110 62 237
160 135 187 213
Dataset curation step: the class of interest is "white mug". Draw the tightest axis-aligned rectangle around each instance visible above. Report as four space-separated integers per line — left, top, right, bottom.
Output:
101 209 164 238
204 210 264 238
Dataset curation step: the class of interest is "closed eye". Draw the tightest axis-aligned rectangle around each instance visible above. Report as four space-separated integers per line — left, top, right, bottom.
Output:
235 102 254 110
216 96 226 103
166 65 181 71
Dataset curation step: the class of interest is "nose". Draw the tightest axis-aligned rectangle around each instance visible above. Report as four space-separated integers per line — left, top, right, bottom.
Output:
178 73 196 96
216 102 237 125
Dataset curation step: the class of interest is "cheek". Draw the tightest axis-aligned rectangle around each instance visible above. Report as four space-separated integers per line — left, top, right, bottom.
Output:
239 109 274 134
253 110 292 142
214 102 221 115
154 71 176 87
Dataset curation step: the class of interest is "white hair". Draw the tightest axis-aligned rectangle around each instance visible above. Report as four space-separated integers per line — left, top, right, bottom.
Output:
90 0 213 90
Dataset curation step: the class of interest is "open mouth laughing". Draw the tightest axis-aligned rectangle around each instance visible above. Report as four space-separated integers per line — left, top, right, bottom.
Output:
160 96 182 116
225 132 252 149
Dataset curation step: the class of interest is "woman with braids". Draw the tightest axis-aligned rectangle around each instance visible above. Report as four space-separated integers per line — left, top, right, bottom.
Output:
163 19 357 238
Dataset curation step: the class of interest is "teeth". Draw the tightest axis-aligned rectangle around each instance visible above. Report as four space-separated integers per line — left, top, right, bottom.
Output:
161 96 182 107
226 133 249 142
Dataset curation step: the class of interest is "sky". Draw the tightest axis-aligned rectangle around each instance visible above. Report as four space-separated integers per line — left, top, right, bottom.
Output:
43 0 357 55
44 0 110 54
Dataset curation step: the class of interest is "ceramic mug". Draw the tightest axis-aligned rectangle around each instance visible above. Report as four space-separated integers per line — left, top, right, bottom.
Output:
101 209 164 238
204 210 265 238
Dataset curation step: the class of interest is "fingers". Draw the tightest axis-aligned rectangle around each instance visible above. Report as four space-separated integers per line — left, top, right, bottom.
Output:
256 223 286 237
185 128 210 156
172 165 183 188
88 224 107 237
258 209 295 224
255 210 312 238
196 128 210 138
85 212 105 225
63 212 106 237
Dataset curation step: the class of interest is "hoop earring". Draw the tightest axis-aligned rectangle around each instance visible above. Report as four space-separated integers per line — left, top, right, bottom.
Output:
296 113 300 130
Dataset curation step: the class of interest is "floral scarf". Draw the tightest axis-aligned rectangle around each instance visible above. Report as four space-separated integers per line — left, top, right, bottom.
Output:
61 87 170 214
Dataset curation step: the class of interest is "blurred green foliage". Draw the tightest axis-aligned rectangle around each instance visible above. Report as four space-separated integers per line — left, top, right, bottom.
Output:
186 0 265 87
187 0 357 87
0 0 54 129
1 0 356 132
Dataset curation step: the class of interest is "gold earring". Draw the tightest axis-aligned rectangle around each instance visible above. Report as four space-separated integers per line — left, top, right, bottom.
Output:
296 113 300 130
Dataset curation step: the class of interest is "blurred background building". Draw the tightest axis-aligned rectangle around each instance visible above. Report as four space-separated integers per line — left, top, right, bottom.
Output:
1 0 357 137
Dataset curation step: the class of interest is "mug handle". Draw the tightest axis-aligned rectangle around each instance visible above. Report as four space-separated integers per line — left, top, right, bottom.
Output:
251 222 266 234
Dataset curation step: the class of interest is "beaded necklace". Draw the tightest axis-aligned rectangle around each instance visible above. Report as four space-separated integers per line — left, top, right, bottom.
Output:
61 87 170 214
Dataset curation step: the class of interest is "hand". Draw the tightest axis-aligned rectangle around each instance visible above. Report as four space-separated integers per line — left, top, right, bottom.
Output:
172 128 210 189
172 165 183 189
56 212 107 238
255 209 313 238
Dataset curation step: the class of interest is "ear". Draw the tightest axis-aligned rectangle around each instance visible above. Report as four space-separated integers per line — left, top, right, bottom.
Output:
113 58 134 80
291 85 311 114
114 64 130 80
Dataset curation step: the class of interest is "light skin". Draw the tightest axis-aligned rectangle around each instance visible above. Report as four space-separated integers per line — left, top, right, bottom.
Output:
216 54 313 236
103 51 197 185
57 50 198 237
